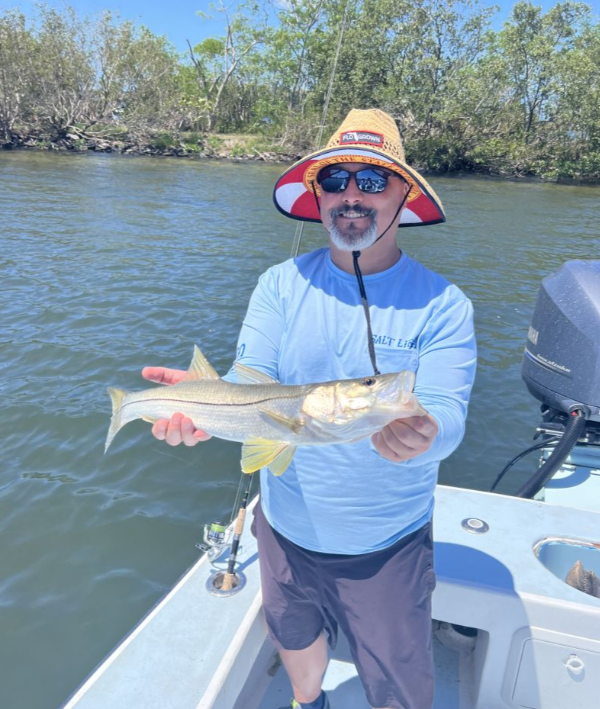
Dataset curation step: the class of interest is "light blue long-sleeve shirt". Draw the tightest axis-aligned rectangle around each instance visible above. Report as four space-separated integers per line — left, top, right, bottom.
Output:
233 248 476 554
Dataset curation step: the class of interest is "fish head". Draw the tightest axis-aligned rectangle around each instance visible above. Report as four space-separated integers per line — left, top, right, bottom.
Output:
301 370 425 431
337 370 424 417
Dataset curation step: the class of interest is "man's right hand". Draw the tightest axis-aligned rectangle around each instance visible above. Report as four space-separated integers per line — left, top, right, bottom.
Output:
142 366 212 446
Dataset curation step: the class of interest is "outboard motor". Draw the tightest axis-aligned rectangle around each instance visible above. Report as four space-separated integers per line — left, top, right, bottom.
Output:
522 260 600 419
491 260 600 500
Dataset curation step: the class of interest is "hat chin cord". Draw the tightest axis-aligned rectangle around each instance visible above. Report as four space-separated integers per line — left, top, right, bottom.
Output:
310 183 412 377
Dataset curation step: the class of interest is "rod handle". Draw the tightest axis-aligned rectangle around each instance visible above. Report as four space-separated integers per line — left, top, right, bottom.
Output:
234 507 247 536
221 572 234 592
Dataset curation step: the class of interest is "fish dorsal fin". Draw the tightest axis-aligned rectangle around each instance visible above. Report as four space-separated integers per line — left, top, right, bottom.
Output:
241 438 296 476
182 345 220 381
234 362 278 385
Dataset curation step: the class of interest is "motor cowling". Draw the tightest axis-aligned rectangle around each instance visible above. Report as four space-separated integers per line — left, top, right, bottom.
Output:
521 260 600 420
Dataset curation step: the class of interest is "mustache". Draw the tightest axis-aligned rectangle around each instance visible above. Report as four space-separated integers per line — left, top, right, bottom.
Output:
330 206 377 219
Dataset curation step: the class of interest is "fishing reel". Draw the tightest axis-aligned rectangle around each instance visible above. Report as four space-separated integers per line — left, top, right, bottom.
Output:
198 518 248 597
196 520 233 561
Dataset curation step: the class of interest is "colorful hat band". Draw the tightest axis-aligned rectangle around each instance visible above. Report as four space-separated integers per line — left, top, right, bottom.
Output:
303 149 422 203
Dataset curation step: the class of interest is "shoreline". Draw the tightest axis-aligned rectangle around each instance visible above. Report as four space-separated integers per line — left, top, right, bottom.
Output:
2 135 598 186
1 132 298 164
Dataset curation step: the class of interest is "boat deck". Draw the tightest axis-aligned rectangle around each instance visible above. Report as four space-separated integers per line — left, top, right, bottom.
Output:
62 486 600 709
256 630 464 709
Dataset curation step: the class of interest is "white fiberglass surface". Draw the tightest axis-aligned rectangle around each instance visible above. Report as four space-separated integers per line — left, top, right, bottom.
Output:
257 632 462 709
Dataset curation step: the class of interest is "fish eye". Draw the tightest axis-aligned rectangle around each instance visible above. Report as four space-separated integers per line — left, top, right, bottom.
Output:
362 377 376 387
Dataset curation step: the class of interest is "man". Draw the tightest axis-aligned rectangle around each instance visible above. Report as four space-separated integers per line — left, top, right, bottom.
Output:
143 109 477 709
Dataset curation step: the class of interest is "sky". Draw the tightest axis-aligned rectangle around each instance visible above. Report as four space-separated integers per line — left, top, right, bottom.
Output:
8 0 600 54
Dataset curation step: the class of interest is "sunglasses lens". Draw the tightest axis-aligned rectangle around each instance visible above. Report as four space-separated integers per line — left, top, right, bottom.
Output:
355 169 388 193
318 168 391 193
319 170 350 193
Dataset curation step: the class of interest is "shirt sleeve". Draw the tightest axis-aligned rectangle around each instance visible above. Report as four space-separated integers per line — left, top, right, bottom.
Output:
396 296 477 467
223 267 284 383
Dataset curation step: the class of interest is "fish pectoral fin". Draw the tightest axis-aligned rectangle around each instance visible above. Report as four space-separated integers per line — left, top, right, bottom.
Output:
182 345 221 382
258 406 304 434
234 362 279 385
241 439 296 476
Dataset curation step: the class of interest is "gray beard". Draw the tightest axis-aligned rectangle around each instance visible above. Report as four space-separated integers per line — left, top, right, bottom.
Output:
328 208 378 252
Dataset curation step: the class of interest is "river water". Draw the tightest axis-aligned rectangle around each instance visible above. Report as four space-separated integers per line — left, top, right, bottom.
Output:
0 151 597 709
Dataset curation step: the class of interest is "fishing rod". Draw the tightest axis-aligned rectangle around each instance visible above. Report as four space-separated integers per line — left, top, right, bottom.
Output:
220 471 254 592
199 468 255 597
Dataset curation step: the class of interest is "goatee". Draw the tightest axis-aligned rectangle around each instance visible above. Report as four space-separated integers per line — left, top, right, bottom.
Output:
328 206 378 252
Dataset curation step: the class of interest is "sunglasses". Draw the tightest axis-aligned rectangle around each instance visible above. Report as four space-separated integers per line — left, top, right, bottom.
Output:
317 167 396 194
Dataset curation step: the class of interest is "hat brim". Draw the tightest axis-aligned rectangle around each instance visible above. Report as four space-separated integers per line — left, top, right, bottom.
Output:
273 147 445 227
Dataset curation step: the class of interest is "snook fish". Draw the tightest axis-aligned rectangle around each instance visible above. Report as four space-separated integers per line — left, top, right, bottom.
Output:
106 345 427 476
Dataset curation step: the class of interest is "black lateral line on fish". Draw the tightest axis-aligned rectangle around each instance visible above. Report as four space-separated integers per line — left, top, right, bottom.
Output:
121 394 302 410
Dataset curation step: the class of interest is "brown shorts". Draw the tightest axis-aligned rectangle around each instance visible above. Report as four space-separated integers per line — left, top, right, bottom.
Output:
252 502 436 709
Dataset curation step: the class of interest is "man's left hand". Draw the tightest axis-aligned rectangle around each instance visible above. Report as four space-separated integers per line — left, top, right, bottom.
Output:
371 415 439 463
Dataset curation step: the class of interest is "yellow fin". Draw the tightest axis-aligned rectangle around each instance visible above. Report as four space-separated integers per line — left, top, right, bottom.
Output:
234 362 278 385
267 445 297 476
183 345 220 381
241 438 296 476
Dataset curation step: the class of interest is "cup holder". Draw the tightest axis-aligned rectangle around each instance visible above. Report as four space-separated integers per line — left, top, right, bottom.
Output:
534 537 600 599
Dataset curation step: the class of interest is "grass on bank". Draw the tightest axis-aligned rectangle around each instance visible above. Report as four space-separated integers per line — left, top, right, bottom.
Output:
143 131 293 157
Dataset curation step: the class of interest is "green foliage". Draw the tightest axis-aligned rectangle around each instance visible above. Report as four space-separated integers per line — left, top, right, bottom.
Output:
150 132 176 150
2 0 600 180
185 0 272 130
180 131 204 151
70 138 88 151
229 142 248 157
193 37 226 57
0 3 183 141
0 8 36 140
206 135 225 152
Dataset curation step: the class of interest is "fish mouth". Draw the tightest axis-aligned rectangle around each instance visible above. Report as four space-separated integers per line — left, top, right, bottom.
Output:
375 372 422 411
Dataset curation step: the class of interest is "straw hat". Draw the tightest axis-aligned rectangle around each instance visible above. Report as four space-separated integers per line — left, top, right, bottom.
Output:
273 108 445 227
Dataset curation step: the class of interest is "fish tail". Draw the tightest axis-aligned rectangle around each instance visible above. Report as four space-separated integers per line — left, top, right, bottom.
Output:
105 387 127 453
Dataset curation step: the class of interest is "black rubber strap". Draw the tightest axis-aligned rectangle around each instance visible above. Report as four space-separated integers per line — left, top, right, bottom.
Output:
372 184 412 246
351 186 411 377
353 250 380 376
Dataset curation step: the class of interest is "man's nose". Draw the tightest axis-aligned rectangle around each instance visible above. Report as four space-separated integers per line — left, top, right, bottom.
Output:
343 175 362 203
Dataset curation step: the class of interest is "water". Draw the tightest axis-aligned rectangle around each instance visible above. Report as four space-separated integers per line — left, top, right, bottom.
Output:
0 151 597 709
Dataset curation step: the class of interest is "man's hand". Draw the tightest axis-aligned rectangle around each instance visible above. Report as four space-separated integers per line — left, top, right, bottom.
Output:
141 366 212 446
371 414 438 463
